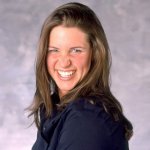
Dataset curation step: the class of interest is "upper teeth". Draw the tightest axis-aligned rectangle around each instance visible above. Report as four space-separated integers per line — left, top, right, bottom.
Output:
58 70 74 77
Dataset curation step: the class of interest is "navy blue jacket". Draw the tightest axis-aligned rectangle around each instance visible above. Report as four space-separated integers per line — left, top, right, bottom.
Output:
32 98 129 150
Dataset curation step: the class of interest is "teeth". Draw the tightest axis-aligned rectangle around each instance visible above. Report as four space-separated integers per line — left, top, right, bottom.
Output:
58 70 74 77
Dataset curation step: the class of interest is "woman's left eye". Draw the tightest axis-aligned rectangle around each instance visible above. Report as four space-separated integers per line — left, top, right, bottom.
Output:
71 48 82 53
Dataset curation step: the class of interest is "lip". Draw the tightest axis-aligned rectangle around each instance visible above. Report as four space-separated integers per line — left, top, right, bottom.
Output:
57 70 75 80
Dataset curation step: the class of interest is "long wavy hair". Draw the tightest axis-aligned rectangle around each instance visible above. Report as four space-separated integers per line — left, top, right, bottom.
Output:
28 2 133 140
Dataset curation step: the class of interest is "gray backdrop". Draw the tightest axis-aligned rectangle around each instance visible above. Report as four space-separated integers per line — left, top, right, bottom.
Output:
0 0 150 149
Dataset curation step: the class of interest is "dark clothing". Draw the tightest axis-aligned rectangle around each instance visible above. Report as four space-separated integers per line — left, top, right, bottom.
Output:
32 98 129 150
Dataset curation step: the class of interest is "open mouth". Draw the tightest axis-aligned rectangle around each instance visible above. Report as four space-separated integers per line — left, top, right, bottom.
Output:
58 70 75 78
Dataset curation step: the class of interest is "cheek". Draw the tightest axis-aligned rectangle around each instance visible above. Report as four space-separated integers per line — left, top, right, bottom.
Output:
75 54 91 73
47 55 56 74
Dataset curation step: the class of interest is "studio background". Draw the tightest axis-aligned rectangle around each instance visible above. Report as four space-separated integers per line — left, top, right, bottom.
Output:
0 0 150 150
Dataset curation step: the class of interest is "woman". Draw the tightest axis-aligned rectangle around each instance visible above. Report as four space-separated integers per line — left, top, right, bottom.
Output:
29 2 133 150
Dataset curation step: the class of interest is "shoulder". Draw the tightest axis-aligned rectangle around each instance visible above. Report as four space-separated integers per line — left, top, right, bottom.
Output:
65 98 124 134
57 98 128 149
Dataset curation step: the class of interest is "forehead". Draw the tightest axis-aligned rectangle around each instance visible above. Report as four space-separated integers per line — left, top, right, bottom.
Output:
49 25 89 47
49 25 87 37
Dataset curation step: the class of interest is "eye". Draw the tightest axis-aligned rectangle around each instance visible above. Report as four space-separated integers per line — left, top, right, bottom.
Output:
48 48 59 53
71 48 82 53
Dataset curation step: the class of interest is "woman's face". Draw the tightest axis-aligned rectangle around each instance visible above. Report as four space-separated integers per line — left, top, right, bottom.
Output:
47 25 92 97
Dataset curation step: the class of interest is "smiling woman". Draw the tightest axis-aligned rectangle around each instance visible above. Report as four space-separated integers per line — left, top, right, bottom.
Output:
28 2 133 150
47 26 92 97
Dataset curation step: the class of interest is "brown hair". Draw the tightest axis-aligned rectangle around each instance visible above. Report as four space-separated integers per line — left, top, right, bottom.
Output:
28 2 133 140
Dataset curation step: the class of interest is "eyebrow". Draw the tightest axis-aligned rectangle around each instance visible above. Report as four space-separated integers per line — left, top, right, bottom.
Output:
70 46 86 49
48 46 58 49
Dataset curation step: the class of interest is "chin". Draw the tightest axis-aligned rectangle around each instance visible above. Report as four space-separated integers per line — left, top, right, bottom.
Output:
58 85 76 95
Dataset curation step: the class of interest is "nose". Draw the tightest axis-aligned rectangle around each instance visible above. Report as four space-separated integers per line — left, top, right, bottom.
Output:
59 54 71 68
